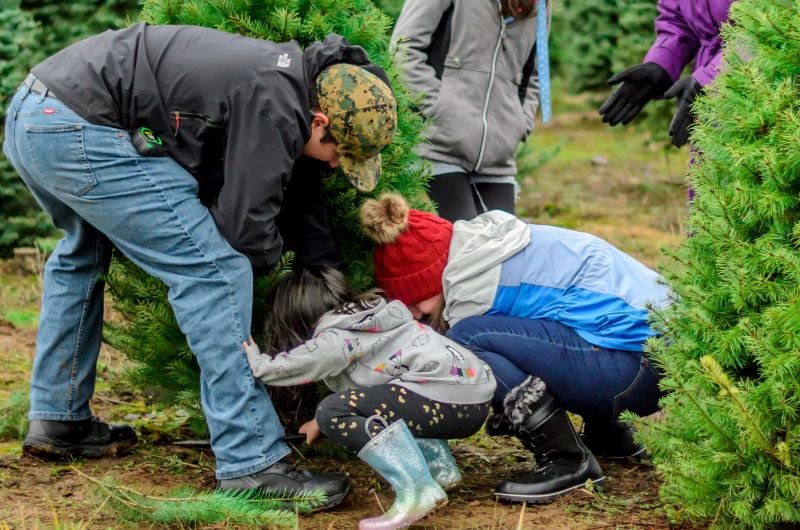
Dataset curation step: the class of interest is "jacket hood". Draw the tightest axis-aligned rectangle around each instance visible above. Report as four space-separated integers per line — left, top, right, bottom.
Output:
303 34 392 91
443 210 530 324
315 298 412 333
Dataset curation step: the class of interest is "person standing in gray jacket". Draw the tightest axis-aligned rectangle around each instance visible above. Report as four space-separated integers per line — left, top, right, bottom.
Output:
391 0 550 221
245 273 495 529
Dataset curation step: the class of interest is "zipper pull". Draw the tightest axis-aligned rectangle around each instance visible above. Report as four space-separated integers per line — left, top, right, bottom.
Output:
173 111 181 136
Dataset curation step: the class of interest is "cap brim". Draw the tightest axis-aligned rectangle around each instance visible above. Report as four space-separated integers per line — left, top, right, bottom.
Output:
339 152 381 192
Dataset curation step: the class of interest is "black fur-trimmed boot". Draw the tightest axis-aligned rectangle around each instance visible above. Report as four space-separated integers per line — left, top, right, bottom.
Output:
492 376 605 504
581 419 648 461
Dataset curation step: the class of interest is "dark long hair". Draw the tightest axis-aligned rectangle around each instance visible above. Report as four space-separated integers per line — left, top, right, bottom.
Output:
265 266 352 353
501 0 538 20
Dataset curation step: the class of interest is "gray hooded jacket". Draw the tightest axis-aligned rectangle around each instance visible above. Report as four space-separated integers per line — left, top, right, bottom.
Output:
391 0 548 176
246 299 495 405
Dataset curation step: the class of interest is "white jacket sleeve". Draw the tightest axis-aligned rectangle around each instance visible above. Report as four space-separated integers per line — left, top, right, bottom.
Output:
245 331 355 386
390 0 452 117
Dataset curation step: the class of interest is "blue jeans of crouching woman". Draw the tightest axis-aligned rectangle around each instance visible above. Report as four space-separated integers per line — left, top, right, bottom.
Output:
447 315 662 426
3 83 290 479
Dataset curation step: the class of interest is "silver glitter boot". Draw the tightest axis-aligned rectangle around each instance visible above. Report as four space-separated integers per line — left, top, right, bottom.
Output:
358 420 447 530
416 438 462 491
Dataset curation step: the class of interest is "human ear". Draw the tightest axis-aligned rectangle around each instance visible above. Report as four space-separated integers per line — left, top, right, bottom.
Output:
310 111 330 128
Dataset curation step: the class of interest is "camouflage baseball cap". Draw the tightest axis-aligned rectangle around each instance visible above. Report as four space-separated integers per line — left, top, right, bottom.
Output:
316 63 397 192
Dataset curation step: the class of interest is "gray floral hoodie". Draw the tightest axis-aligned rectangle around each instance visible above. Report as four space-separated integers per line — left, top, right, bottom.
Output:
246 299 496 405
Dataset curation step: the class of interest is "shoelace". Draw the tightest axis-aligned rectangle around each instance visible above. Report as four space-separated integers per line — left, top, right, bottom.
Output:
272 461 305 480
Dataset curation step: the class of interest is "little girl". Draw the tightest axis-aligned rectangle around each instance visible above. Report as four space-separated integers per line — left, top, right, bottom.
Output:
244 267 495 530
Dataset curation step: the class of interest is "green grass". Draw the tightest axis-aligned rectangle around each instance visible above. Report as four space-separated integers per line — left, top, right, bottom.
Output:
517 111 689 268
3 308 38 329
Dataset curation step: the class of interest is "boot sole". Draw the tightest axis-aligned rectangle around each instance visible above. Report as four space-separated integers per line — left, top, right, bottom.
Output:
358 497 448 530
22 436 137 460
595 446 649 462
495 476 606 504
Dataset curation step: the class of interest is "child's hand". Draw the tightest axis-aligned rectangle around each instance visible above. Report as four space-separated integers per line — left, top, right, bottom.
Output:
299 419 322 445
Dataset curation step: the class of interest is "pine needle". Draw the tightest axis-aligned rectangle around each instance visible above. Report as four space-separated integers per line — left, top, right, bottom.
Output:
72 467 326 527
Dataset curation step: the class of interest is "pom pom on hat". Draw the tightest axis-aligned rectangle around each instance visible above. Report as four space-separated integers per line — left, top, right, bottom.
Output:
359 193 410 244
359 193 453 306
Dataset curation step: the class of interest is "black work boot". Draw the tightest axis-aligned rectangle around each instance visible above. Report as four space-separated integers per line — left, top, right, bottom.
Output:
493 377 605 504
581 420 648 461
218 458 351 511
23 418 138 459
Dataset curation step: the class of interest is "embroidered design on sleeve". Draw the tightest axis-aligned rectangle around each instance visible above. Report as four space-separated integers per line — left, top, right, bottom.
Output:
386 304 404 320
383 350 409 376
369 336 389 357
446 345 477 382
412 333 430 347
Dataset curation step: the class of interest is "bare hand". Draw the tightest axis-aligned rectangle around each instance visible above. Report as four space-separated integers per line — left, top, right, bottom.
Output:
299 419 322 445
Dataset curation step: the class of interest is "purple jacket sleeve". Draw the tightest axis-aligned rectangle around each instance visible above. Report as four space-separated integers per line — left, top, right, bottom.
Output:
643 0 700 82
692 48 723 87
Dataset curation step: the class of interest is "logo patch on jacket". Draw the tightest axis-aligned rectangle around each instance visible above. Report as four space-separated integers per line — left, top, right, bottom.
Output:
277 53 291 68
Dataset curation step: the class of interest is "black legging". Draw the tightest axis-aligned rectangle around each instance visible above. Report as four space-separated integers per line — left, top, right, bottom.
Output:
315 384 489 452
427 172 515 222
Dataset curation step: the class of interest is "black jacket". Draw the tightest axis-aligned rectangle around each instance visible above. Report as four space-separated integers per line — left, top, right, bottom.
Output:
33 23 377 273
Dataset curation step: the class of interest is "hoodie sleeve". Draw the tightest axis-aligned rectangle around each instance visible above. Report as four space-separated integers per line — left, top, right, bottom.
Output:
211 75 308 275
390 0 452 117
643 0 701 82
246 330 357 386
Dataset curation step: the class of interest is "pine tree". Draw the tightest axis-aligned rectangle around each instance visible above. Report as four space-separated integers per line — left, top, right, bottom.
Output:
0 3 50 256
552 0 618 94
631 1 800 527
549 0 672 140
104 0 428 429
0 0 140 257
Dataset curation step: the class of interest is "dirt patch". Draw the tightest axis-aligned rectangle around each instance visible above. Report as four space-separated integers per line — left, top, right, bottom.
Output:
0 439 686 529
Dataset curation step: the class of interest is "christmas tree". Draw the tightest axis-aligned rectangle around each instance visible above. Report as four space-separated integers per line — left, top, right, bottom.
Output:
0 0 141 257
632 0 800 527
553 0 618 94
103 0 428 428
549 0 673 141
0 3 48 256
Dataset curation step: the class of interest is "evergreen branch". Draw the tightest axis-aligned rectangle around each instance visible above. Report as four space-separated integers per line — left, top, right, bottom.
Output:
72 466 317 527
700 356 795 472
657 360 740 454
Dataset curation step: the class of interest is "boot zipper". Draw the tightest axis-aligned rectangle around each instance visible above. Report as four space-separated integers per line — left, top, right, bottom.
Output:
474 2 507 173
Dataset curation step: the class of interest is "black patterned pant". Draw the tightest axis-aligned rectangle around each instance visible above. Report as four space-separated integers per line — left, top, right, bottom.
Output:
315 384 489 452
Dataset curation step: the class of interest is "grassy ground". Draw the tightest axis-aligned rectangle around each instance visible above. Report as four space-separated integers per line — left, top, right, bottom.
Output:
0 108 696 529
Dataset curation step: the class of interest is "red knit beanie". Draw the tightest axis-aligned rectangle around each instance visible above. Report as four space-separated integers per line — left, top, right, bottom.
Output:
359 193 453 306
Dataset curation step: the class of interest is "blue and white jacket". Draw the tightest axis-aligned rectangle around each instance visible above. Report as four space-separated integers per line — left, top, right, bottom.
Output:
442 211 671 352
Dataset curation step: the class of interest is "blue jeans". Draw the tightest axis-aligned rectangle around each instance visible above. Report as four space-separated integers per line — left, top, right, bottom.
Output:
3 84 290 478
447 315 661 425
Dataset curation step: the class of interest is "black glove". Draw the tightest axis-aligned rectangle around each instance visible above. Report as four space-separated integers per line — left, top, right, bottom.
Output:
599 62 673 126
664 75 702 148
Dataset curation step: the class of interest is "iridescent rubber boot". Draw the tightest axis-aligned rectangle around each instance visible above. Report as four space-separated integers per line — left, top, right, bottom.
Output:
358 420 447 530
416 438 462 491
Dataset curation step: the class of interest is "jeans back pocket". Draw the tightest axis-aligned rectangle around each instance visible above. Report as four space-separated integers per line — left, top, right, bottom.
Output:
24 123 98 197
611 355 663 419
